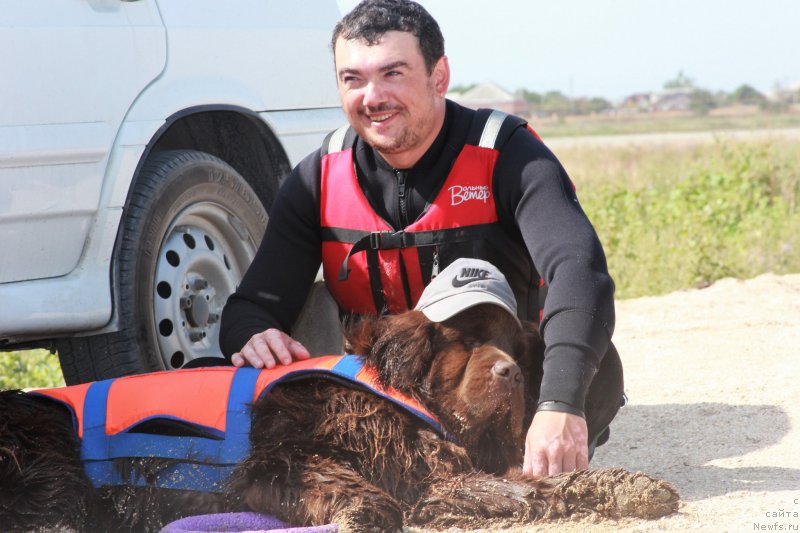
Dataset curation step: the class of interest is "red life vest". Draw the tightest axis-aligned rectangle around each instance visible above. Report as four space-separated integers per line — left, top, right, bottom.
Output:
320 109 545 321
32 355 450 493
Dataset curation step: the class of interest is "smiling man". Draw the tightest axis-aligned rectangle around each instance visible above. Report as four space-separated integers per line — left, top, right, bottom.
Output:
220 0 623 478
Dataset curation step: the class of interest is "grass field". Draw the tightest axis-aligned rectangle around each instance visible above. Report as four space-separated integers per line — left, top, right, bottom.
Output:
3 110 799 388
559 136 800 298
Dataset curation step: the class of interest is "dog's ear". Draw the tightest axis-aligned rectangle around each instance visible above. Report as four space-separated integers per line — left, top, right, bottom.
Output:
516 321 544 369
347 311 437 393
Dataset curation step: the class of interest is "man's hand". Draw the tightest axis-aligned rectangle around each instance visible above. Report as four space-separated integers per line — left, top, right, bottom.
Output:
231 328 311 368
522 410 588 477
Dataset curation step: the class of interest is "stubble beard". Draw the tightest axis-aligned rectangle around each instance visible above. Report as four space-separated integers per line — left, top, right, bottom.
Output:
358 102 438 156
368 122 420 154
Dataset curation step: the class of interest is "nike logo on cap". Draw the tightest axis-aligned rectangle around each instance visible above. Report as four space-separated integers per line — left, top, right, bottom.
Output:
451 268 492 287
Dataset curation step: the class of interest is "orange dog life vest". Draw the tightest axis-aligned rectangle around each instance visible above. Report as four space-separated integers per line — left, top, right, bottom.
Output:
32 355 450 492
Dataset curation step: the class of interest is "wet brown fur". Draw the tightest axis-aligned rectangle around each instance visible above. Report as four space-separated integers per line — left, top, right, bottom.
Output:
0 305 679 532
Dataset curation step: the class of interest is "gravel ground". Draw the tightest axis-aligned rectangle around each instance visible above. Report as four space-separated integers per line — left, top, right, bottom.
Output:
415 272 800 532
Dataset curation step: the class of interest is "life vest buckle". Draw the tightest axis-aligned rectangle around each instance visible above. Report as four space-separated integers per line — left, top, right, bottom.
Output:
370 231 406 250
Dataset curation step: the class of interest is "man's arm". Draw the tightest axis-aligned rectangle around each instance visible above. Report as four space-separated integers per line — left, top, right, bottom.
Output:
219 151 324 365
493 127 615 475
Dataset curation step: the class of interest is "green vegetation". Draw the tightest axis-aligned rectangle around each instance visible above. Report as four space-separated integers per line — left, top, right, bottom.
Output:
519 89 613 117
563 139 800 298
732 84 768 106
662 70 695 91
0 349 64 389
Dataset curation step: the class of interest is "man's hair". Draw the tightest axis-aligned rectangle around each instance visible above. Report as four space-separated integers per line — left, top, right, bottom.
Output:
331 0 445 73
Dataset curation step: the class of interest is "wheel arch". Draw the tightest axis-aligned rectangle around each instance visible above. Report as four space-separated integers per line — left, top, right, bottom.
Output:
140 105 292 212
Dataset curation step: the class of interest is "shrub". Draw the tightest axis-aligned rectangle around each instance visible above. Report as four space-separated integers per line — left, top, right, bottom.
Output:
0 350 65 389
578 139 800 297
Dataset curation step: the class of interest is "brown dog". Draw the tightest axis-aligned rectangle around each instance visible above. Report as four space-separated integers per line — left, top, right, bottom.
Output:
0 303 678 532
233 305 678 530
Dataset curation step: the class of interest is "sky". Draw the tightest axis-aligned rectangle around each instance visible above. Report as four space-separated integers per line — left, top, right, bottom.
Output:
334 0 800 102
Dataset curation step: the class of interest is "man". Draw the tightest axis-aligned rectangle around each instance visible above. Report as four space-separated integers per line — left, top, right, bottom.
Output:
220 0 622 478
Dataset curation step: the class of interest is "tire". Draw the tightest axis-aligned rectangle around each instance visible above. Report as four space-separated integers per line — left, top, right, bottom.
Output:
56 150 268 384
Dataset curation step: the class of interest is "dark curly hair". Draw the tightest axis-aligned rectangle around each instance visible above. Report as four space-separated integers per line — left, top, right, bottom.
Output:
331 0 445 73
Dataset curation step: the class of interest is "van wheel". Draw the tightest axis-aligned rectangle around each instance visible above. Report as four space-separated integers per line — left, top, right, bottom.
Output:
56 150 268 384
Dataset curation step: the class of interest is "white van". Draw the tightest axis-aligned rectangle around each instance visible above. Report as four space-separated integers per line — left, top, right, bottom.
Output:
0 0 343 384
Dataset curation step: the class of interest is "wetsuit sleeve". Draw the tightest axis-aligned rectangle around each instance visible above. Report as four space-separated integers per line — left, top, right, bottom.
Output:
493 128 615 413
219 151 323 360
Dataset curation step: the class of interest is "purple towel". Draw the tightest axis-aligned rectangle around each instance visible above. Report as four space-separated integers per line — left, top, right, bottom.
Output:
160 512 338 533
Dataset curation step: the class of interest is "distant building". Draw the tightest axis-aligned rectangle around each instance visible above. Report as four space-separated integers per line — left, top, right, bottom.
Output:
767 82 800 103
651 89 692 112
448 82 530 116
620 92 651 112
620 88 693 112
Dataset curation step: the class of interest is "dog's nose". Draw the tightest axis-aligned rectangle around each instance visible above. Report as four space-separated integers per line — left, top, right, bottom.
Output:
491 360 522 384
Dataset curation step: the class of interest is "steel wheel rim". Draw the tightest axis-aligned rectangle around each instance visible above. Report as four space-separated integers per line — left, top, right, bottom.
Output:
152 201 258 368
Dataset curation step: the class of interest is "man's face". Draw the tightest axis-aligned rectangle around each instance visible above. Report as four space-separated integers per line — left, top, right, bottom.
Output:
334 31 449 169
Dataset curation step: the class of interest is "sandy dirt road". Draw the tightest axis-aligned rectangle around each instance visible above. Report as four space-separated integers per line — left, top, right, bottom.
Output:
415 273 800 532
545 127 800 149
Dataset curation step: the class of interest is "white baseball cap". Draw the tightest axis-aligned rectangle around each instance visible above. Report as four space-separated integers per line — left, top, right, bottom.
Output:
414 258 520 325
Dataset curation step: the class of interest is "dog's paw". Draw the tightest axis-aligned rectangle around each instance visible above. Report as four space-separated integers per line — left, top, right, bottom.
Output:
548 468 680 520
409 474 548 528
332 503 402 533
610 471 680 519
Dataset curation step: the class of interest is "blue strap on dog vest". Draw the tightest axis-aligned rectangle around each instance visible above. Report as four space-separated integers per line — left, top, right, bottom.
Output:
324 356 454 442
81 368 260 492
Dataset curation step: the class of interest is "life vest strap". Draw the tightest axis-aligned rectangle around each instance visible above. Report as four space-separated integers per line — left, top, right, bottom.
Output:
322 124 357 155
323 223 504 282
328 355 457 443
478 109 509 148
467 108 529 148
84 461 235 492
82 379 114 462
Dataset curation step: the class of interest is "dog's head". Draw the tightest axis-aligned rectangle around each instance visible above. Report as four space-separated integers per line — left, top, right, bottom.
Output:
345 303 544 474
